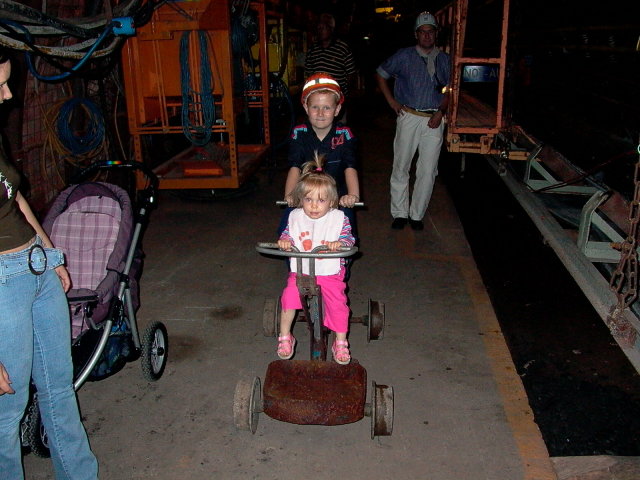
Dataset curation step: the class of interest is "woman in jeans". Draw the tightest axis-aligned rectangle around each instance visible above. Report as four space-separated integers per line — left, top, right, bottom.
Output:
0 49 98 479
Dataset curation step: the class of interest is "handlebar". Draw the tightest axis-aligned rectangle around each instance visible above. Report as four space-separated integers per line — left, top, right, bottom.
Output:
256 242 358 259
275 200 364 208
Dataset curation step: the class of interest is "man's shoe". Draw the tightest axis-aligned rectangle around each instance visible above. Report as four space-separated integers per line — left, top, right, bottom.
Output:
391 217 408 230
409 219 424 231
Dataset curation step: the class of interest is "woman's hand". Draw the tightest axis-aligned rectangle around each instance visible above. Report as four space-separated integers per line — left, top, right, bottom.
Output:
0 363 14 395
55 265 71 292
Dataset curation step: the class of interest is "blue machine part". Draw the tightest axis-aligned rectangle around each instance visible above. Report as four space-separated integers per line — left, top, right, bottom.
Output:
463 65 499 82
112 17 135 36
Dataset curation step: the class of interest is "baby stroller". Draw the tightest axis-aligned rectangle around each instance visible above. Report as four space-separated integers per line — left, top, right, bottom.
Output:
20 160 169 457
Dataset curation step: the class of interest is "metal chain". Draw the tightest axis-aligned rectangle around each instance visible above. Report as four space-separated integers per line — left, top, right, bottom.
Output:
608 140 640 342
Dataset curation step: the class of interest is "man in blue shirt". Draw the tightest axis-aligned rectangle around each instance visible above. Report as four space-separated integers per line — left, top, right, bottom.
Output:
375 12 450 231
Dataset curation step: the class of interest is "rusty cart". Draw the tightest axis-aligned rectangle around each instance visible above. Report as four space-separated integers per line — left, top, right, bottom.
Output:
233 243 393 438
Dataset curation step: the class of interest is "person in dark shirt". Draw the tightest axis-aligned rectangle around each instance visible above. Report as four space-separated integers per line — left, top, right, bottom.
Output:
304 14 356 98
0 48 98 480
304 13 357 123
279 73 360 238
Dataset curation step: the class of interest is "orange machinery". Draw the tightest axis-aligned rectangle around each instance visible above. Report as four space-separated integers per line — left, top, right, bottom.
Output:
122 0 270 189
436 0 530 160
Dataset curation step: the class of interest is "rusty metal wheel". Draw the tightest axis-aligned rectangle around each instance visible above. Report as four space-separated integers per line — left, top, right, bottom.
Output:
366 300 385 342
262 298 280 337
233 377 262 434
370 381 394 439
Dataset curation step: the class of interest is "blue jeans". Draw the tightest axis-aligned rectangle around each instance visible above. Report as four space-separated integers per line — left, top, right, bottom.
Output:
0 238 98 479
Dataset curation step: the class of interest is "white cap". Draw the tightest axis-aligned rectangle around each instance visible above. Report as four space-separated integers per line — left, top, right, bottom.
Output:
415 11 438 30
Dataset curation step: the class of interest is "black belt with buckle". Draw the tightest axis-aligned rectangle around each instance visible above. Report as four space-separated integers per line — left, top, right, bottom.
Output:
402 106 438 117
28 243 47 275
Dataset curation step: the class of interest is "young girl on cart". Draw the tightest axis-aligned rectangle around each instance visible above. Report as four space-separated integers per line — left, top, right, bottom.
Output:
276 154 355 365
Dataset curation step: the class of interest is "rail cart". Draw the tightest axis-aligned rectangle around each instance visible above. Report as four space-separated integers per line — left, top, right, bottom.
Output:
233 243 393 438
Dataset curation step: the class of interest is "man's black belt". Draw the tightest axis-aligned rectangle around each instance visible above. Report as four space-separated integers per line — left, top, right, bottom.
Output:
402 106 439 117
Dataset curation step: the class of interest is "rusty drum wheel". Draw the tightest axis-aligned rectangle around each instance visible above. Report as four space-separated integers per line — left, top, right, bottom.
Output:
370 381 394 439
233 377 262 434
262 298 280 337
366 299 385 342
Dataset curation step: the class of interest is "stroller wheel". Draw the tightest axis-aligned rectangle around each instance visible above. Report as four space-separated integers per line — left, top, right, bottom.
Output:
26 395 51 458
141 321 169 381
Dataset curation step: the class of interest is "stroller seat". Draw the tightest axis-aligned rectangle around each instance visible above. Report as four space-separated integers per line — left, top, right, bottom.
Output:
43 182 136 340
52 194 121 291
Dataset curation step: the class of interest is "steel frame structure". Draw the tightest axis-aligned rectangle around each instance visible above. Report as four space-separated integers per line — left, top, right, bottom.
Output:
121 0 270 190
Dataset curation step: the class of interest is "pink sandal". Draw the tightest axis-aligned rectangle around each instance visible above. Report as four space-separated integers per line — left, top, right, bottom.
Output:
332 340 351 365
277 334 296 360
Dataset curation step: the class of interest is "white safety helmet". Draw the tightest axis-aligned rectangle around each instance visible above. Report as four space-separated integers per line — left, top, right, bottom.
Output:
415 11 438 31
301 72 344 105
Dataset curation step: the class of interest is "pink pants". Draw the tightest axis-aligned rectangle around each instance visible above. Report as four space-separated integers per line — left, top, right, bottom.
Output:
280 269 349 333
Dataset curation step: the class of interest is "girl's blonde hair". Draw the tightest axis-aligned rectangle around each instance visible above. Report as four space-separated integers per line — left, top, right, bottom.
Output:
291 152 339 208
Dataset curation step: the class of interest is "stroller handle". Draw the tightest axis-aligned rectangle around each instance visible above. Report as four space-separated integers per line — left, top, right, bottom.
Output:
71 160 159 189
71 160 159 211
256 242 358 259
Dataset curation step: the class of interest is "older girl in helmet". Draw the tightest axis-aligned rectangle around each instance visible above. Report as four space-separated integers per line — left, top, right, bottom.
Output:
279 73 360 238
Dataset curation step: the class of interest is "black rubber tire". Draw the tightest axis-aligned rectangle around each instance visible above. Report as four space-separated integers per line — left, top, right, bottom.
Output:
26 397 51 458
141 321 169 381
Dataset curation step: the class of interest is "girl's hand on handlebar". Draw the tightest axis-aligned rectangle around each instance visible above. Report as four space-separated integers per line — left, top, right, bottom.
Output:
324 241 343 252
339 194 359 208
278 239 293 251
